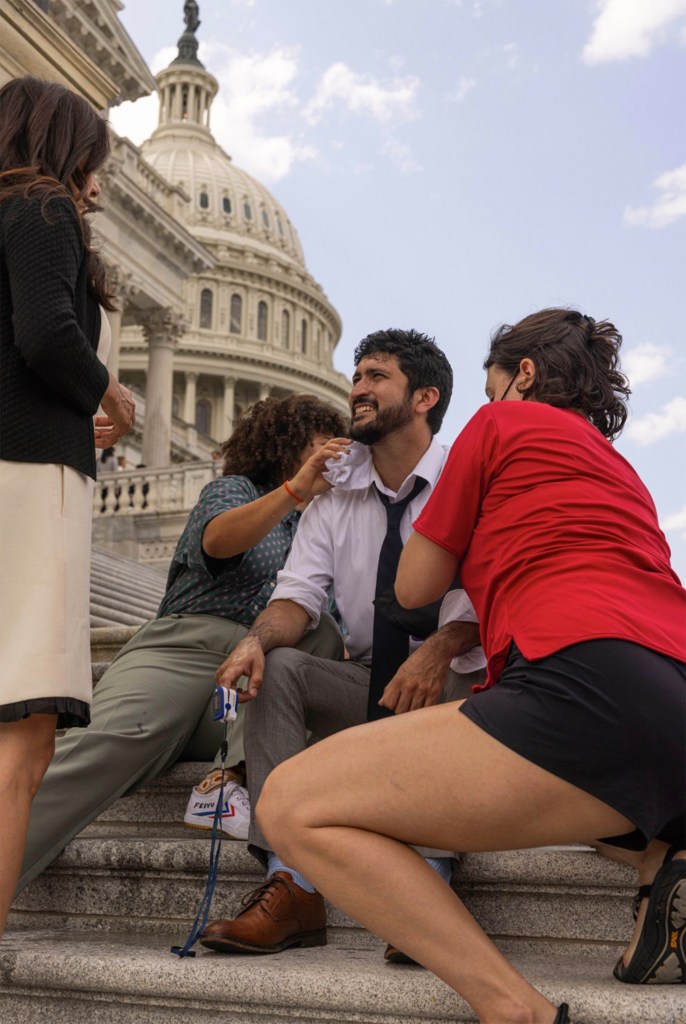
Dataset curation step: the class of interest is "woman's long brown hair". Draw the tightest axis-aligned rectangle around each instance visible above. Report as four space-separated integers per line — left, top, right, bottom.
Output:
0 76 115 309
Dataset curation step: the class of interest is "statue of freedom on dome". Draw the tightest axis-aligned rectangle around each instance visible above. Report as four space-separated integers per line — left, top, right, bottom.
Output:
184 1 200 33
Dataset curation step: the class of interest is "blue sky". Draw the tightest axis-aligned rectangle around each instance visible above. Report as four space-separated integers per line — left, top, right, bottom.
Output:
111 0 686 578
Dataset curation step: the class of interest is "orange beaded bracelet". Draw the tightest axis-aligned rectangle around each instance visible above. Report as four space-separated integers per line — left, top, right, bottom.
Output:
283 480 305 503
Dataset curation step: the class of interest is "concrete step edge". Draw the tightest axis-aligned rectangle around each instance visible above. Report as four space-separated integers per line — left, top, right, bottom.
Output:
25 833 636 896
1 928 683 1024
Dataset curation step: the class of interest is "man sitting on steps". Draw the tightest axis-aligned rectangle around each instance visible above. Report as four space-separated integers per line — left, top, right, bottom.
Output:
199 328 486 962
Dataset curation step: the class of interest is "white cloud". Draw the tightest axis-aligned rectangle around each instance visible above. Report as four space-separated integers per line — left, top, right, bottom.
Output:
109 48 176 144
304 62 419 125
447 76 478 102
623 342 672 386
582 0 686 64
451 0 497 14
624 163 686 228
661 504 686 540
206 45 317 181
381 136 423 174
109 93 158 145
111 46 421 183
625 396 686 445
208 45 299 120
502 42 521 69
149 46 177 75
387 55 407 72
111 44 316 183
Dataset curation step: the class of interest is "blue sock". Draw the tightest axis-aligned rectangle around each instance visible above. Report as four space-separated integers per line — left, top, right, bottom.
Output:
266 852 316 893
425 856 453 884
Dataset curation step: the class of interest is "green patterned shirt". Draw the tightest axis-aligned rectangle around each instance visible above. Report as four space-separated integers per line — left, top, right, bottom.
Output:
158 475 299 627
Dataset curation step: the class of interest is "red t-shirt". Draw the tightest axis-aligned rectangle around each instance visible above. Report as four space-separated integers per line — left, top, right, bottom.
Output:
414 402 686 689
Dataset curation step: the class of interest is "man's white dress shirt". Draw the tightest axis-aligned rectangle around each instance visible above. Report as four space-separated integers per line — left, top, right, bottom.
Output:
270 439 485 671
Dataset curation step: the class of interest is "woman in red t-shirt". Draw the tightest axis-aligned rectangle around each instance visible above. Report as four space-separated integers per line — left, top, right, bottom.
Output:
255 309 686 1024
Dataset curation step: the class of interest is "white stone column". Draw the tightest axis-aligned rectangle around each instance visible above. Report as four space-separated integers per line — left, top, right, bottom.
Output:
106 269 136 379
104 306 122 380
140 307 186 468
259 383 271 401
222 376 236 440
183 371 198 425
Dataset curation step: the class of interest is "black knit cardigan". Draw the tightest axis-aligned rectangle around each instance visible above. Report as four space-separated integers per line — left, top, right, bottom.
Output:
0 195 110 480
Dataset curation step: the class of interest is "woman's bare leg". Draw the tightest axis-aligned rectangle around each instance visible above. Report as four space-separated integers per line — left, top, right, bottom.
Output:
0 714 57 937
594 840 686 967
257 703 634 1024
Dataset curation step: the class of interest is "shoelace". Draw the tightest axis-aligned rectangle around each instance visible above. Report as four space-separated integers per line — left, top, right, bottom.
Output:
230 784 250 814
240 874 296 913
211 780 249 816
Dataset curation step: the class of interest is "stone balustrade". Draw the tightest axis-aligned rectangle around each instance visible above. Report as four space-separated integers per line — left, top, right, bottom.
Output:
94 460 222 518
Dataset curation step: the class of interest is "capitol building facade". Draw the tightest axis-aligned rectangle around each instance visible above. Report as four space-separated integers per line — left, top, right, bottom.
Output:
1 0 350 565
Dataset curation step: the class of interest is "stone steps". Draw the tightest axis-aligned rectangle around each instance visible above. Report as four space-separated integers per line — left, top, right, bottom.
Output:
5 764 684 1023
89 547 166 628
1 929 683 1024
9 763 637 945
10 834 638 946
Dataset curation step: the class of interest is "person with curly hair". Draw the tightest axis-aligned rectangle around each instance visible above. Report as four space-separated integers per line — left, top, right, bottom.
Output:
256 309 686 1024
0 76 135 937
201 328 485 959
15 395 348 894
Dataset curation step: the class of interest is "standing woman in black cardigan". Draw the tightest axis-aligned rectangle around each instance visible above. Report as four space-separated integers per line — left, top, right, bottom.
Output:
0 76 135 935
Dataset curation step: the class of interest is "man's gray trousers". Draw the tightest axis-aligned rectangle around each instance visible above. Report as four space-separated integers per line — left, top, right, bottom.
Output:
245 648 486 864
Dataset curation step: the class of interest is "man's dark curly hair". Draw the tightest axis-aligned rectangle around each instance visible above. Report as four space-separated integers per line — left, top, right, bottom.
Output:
221 394 346 486
484 308 631 441
353 328 453 435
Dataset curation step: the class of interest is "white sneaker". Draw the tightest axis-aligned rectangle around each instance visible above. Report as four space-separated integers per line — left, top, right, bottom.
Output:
183 769 250 840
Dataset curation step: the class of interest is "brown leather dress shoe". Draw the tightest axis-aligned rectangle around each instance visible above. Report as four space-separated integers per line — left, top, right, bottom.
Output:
199 871 327 954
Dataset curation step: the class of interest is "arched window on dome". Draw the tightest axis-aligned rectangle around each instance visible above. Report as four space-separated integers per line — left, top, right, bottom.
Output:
230 294 242 335
281 309 290 348
262 208 270 230
199 288 213 329
222 196 231 215
276 214 284 237
243 201 253 221
300 319 308 354
195 398 212 436
257 301 268 342
199 191 209 210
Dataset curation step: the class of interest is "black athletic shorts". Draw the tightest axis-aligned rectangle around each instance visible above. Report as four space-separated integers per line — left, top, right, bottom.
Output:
460 639 686 849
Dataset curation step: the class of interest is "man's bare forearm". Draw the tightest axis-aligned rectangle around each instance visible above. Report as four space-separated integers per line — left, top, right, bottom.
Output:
246 599 312 653
422 620 481 661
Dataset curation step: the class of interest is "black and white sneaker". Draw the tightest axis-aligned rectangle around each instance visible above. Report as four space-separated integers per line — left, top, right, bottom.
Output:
183 769 250 840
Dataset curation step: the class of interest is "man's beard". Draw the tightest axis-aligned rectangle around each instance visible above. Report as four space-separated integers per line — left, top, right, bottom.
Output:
349 396 414 445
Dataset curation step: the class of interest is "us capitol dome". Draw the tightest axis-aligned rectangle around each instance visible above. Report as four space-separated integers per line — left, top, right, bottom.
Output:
117 3 349 446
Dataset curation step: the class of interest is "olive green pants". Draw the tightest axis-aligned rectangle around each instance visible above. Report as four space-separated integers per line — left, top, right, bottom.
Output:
17 612 343 891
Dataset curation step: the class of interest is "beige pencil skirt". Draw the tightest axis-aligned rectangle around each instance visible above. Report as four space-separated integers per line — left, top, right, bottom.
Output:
0 459 94 726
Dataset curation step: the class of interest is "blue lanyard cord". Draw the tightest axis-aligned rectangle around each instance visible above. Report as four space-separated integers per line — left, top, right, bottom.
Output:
171 724 231 958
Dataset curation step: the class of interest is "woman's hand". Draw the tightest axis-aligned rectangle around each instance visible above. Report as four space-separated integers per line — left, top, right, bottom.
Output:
289 437 351 502
95 375 136 448
203 438 351 560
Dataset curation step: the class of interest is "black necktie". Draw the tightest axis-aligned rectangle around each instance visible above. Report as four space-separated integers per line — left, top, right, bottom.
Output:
367 477 427 721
